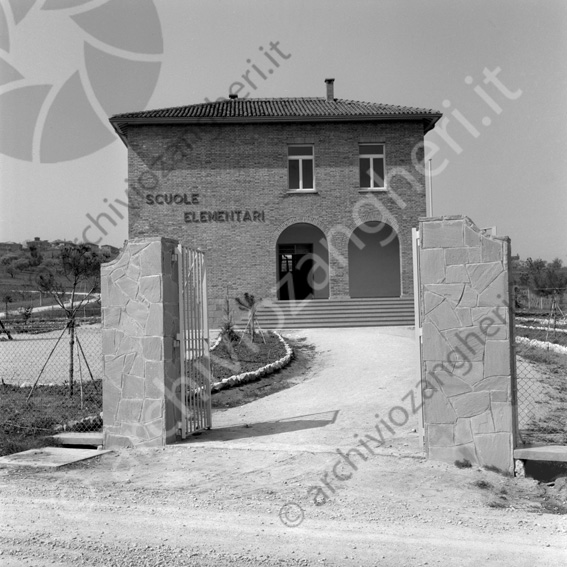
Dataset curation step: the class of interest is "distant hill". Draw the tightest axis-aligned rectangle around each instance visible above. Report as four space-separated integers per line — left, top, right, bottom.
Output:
0 240 120 311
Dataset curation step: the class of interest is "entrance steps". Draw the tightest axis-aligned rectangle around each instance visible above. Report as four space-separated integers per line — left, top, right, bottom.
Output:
53 432 103 448
241 297 415 329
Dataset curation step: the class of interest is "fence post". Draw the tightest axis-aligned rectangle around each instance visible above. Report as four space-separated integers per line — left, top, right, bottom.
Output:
101 237 181 449
418 216 515 474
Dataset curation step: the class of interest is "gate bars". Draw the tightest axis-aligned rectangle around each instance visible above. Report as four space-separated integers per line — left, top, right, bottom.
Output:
177 245 212 438
412 228 426 448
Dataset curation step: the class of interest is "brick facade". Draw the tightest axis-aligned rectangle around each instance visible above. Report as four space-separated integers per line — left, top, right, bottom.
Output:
125 119 429 325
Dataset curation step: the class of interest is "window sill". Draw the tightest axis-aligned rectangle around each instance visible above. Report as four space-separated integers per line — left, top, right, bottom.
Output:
358 188 387 193
286 189 318 194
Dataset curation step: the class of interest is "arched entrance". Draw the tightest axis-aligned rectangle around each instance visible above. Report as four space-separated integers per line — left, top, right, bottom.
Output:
348 221 400 297
276 223 329 300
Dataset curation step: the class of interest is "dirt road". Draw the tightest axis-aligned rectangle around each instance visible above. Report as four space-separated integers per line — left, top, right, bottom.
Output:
1 328 566 566
1 441 566 566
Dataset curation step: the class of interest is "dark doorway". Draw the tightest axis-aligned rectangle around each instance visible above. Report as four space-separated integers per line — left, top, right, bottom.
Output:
278 244 314 300
276 223 329 300
348 222 401 298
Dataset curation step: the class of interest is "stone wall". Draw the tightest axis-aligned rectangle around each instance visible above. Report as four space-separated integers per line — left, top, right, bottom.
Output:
419 216 516 474
101 237 181 448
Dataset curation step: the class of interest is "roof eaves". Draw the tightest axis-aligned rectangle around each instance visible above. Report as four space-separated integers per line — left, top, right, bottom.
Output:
109 111 443 144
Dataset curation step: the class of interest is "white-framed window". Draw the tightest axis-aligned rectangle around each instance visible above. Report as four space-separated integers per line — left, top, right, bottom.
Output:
288 145 314 191
359 144 385 190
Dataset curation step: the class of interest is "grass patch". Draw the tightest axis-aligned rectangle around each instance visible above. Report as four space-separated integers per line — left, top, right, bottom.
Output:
0 381 102 457
517 344 567 374
211 336 315 409
516 323 567 445
210 331 287 382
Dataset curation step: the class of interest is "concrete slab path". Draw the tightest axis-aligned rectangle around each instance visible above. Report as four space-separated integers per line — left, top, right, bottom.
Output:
189 326 421 452
0 447 111 468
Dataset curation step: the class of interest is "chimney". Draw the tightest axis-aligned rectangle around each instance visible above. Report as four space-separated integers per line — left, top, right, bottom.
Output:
228 93 238 100
325 78 335 102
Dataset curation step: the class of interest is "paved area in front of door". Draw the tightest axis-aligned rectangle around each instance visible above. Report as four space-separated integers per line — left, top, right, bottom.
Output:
188 326 421 453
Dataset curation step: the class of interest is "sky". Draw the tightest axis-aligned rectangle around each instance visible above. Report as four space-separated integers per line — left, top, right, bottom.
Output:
1 0 566 262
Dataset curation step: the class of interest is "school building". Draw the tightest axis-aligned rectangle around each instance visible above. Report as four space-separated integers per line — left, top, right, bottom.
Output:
110 79 442 326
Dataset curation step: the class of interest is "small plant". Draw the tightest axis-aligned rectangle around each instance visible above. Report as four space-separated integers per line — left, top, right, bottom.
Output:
18 305 33 326
454 459 472 469
483 464 511 477
487 498 507 509
235 292 263 343
472 480 493 490
220 288 239 344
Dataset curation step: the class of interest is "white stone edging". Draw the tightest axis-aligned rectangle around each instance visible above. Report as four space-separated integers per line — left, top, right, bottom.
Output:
209 331 293 392
210 333 223 350
55 412 103 433
516 324 567 335
515 336 567 356
516 316 567 328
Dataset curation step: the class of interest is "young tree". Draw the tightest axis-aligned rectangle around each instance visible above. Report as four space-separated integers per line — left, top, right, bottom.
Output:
528 257 567 298
1 254 19 278
14 257 30 274
1 253 18 265
5 263 17 279
34 243 104 397
2 291 13 319
235 293 262 342
18 305 33 326
220 287 239 344
27 243 43 267
0 287 14 339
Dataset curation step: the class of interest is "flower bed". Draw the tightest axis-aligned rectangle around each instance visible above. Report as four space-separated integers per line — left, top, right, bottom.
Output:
210 331 293 392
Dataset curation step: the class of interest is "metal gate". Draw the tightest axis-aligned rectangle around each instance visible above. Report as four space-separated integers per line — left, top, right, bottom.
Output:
177 245 212 438
412 228 425 449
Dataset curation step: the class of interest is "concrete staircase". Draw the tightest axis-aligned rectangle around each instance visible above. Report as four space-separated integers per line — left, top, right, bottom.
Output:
238 297 415 329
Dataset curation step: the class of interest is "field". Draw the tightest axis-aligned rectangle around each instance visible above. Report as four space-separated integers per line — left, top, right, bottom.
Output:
515 315 567 444
0 320 104 455
0 322 102 386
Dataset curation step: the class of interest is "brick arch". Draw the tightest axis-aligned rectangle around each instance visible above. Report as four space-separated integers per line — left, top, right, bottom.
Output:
346 207 404 259
270 216 328 249
322 204 396 251
348 217 400 246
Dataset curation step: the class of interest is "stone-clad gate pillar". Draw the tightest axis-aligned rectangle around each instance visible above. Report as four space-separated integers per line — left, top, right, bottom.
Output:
101 237 181 448
418 216 517 474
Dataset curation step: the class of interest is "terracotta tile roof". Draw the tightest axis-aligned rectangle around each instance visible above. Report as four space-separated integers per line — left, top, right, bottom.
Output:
110 97 442 142
112 97 441 120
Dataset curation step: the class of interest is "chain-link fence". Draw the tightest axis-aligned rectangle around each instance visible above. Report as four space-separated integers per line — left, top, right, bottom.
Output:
1 316 102 453
515 304 567 445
